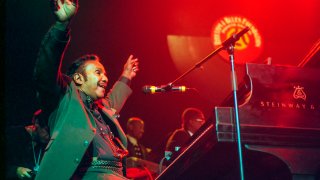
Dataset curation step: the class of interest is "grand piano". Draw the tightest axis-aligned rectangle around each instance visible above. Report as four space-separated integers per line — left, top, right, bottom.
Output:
156 40 320 180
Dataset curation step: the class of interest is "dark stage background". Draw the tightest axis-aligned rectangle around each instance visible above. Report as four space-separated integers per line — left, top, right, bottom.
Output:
5 0 319 164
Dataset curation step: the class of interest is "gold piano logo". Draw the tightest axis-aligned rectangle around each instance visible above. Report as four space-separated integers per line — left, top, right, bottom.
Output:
259 85 320 110
293 86 306 101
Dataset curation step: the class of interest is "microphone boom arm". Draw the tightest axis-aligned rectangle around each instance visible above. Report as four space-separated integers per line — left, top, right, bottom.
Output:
167 46 224 87
166 26 249 87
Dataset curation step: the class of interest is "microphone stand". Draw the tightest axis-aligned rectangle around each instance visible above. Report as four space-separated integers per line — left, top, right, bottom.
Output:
225 36 245 180
165 27 249 180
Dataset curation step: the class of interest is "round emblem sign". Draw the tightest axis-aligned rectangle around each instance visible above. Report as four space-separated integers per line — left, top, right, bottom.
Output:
211 16 262 64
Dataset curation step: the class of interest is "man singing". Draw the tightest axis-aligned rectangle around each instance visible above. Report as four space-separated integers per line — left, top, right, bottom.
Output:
34 0 139 179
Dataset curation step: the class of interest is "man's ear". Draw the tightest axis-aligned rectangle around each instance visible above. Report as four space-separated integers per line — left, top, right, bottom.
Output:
127 124 133 131
73 73 84 85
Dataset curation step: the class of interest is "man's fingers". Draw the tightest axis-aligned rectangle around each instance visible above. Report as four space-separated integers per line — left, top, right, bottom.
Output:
49 0 60 11
130 59 138 64
132 66 139 72
24 172 32 178
50 0 78 22
70 0 78 6
66 0 78 7
125 55 139 74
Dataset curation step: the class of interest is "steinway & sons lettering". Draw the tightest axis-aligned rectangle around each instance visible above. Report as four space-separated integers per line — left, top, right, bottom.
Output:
260 101 319 110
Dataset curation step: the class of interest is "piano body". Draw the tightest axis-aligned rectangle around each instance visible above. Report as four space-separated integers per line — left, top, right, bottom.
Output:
216 63 320 179
156 63 320 180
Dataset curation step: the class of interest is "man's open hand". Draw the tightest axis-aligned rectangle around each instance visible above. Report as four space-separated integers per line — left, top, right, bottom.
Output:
50 0 78 22
122 55 139 80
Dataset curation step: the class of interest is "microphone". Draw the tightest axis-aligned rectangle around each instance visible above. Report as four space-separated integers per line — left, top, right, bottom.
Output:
142 85 187 94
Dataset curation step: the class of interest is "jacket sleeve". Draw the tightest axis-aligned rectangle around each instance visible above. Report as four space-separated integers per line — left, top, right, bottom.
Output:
33 24 71 114
166 129 190 152
104 77 132 114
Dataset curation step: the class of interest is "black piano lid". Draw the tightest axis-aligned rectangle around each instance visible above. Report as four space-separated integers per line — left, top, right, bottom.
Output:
216 63 320 147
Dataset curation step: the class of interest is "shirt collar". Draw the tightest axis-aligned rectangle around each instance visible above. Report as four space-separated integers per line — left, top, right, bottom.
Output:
79 90 95 110
127 134 138 146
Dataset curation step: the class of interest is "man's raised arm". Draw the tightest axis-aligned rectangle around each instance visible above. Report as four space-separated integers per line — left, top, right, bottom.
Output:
33 0 78 107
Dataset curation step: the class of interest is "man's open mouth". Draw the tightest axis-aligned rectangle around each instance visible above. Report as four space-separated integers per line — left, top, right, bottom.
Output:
98 83 107 89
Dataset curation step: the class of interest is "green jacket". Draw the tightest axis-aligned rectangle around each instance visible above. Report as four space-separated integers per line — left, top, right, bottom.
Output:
34 25 132 180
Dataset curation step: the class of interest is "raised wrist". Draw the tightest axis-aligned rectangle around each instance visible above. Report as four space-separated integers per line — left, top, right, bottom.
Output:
119 76 131 86
121 71 132 80
53 21 70 31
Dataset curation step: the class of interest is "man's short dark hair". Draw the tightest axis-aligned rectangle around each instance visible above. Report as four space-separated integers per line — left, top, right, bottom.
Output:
127 117 144 130
181 107 204 130
66 54 100 77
